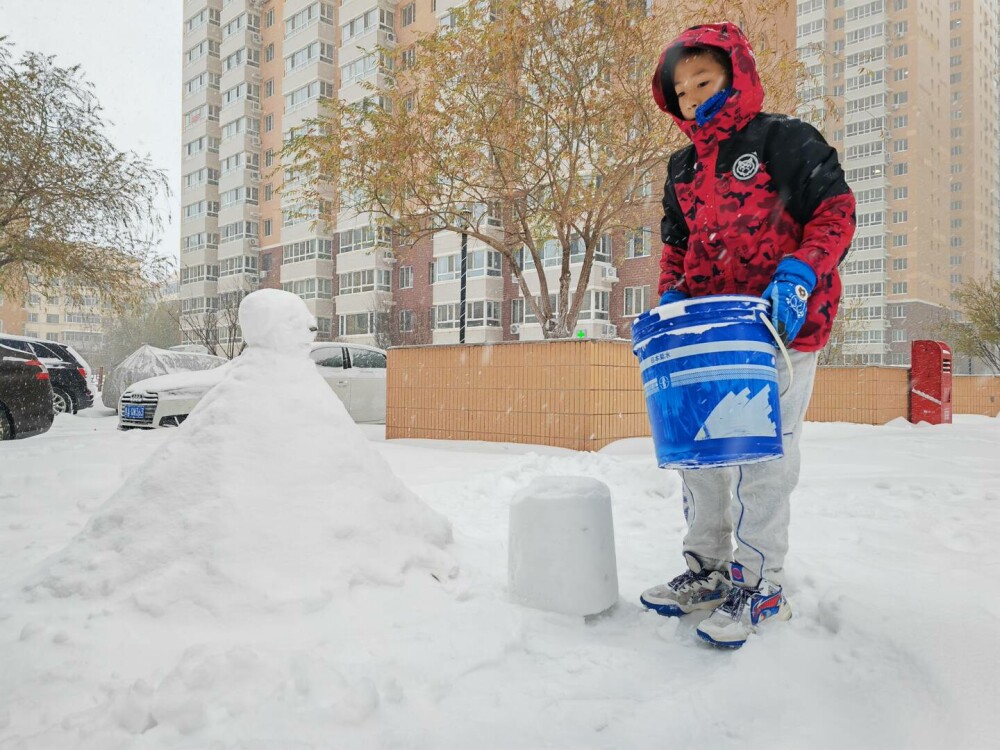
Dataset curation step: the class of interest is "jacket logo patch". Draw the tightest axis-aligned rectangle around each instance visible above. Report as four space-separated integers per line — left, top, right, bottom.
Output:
732 153 760 181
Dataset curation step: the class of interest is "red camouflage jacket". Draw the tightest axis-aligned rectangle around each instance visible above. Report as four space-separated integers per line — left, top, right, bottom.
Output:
652 23 856 351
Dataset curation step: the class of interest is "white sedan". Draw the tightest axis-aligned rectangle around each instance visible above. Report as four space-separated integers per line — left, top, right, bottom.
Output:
118 342 387 429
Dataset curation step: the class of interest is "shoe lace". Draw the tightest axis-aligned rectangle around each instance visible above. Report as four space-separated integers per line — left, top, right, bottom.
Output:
667 568 708 592
719 585 755 619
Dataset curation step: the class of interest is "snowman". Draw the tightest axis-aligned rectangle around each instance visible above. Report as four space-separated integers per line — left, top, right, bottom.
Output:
26 289 455 610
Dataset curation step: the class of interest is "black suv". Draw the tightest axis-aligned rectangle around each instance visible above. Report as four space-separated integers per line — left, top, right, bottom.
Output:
0 335 94 414
0 342 55 440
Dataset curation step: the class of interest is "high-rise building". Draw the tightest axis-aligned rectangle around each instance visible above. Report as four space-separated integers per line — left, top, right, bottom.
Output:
796 0 1000 366
180 1 796 352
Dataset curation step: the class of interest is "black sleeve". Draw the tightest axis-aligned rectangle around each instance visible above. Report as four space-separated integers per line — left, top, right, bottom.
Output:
771 120 853 226
660 153 690 249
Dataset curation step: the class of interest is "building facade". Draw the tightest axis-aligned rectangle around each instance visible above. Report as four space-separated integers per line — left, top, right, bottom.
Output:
179 1 799 353
796 0 1000 365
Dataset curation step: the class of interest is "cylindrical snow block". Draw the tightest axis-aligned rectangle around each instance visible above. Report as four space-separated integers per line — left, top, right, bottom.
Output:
508 476 619 616
631 294 783 469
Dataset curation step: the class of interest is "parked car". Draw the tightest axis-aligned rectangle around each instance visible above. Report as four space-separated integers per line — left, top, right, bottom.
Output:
119 342 388 429
0 342 55 440
0 334 95 414
101 344 227 411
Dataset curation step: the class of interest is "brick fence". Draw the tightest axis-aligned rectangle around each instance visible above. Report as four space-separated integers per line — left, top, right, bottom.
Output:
386 340 999 450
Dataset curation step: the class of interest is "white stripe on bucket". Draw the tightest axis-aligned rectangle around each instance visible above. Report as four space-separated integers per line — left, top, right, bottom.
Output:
670 364 779 388
638 340 776 373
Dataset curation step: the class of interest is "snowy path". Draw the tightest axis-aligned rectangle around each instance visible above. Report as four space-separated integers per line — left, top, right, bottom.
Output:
0 410 997 748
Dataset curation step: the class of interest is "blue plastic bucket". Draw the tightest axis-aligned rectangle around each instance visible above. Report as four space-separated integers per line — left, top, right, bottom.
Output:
631 295 783 469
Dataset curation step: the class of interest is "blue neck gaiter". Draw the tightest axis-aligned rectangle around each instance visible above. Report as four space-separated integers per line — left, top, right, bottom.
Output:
695 88 732 127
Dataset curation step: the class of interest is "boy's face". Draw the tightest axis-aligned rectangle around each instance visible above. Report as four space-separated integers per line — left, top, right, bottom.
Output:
673 53 731 121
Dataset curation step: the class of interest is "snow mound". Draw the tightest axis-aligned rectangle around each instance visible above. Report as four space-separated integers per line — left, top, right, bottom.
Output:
26 289 454 613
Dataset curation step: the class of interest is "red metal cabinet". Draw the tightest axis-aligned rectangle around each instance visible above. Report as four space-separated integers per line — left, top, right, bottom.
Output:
910 340 952 424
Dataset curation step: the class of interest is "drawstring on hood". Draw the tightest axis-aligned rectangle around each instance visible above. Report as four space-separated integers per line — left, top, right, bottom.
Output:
651 23 764 145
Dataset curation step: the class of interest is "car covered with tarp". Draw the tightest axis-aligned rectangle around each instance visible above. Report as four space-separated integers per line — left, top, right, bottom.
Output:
101 345 227 411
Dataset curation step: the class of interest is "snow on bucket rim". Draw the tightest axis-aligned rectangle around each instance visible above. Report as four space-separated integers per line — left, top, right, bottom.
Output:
632 295 773 352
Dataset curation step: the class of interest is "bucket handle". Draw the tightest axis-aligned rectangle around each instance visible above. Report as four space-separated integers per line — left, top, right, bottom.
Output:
758 312 794 397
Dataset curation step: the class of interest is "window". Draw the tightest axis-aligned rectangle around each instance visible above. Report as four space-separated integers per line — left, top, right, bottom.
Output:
624 286 650 317
283 239 334 262
892 234 908 247
339 269 391 294
893 115 908 129
265 8 274 27
399 265 413 289
892 211 907 223
626 228 652 258
184 104 220 129
464 300 501 328
265 148 274 167
893 68 908 82
950 255 962 266
350 348 387 368
285 2 335 38
186 40 220 63
894 21 908 36
185 72 221 95
950 73 962 84
950 201 962 211
401 48 416 69
893 186 908 200
223 13 260 40
264 114 273 132
265 79 274 98
402 2 416 26
399 309 414 333
341 7 395 42
891 329 907 343
284 278 334 300
950 236 963 247
285 41 336 74
893 44 908 58
263 219 272 237
338 225 390 253
892 258 908 271
893 162 908 176
891 282 908 295
264 184 273 201
284 80 334 113
892 92 908 106
265 44 274 63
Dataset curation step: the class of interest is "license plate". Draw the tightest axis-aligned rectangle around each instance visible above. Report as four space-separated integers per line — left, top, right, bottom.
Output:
123 405 145 420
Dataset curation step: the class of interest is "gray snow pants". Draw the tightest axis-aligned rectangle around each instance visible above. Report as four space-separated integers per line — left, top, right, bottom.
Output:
679 348 818 587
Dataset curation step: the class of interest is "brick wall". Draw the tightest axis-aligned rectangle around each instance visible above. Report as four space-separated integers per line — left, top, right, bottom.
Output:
386 341 999 449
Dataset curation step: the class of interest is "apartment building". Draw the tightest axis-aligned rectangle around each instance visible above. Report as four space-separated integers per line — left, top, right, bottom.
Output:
0 283 105 356
180 1 796 352
797 0 1000 365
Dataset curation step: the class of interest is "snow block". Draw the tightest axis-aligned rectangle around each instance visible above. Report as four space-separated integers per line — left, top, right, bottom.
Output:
508 476 619 616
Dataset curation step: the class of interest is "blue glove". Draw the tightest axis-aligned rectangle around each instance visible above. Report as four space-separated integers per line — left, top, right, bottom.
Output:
762 258 817 345
659 289 687 306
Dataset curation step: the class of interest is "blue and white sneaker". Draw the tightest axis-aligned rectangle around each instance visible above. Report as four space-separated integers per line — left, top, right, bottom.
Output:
640 552 731 617
696 563 791 648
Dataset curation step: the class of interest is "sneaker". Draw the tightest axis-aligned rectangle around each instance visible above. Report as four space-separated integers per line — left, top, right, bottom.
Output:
640 552 731 617
695 563 791 649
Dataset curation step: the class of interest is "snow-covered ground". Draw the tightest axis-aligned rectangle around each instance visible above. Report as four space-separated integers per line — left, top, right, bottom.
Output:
1 407 997 748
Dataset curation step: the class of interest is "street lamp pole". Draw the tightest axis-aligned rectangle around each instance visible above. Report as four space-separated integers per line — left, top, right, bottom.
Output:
459 213 469 343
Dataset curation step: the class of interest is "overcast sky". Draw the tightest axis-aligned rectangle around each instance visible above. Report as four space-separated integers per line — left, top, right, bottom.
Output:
1 0 183 267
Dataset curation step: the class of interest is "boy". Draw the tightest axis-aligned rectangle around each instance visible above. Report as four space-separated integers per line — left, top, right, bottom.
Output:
642 23 856 648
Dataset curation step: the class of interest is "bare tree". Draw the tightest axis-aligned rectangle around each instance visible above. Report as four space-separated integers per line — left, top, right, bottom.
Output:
818 296 879 367
946 277 1000 374
0 41 171 307
285 0 800 338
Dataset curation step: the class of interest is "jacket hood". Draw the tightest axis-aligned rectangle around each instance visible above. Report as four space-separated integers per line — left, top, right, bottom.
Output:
651 23 764 144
